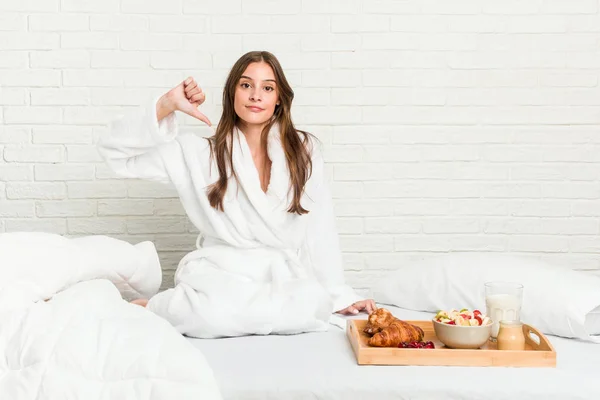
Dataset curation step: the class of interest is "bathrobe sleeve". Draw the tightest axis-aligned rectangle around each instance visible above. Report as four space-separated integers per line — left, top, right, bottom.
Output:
97 98 180 183
304 142 364 313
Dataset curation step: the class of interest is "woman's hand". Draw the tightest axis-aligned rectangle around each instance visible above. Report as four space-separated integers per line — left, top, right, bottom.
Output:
156 76 212 126
130 298 149 307
336 299 377 315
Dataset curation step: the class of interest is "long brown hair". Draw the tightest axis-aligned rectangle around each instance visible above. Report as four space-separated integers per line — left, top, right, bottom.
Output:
206 51 313 215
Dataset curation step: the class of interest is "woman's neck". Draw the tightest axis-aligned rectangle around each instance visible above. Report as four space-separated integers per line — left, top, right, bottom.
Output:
239 122 266 153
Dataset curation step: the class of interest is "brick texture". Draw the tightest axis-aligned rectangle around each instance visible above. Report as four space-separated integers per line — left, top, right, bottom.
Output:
2 0 600 290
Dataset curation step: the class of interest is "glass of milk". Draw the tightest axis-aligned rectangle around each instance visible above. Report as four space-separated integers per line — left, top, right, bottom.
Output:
484 282 524 342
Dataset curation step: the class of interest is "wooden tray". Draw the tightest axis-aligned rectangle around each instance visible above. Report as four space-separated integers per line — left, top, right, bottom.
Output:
347 320 556 368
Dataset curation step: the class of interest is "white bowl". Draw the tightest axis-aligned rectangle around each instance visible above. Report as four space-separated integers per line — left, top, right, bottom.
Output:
432 319 492 349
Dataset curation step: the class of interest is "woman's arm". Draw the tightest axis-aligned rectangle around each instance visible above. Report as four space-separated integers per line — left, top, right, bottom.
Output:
98 97 179 182
97 77 211 182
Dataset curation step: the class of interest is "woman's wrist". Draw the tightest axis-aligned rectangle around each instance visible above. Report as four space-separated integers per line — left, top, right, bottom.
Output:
156 93 176 122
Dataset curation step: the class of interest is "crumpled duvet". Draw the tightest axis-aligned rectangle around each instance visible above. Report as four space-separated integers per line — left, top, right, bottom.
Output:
0 232 222 400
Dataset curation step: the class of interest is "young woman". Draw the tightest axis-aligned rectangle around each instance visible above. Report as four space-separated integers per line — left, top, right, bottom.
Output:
99 51 375 338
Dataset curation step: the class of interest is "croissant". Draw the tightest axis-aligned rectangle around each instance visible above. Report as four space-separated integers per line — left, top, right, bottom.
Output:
363 308 397 336
368 319 425 347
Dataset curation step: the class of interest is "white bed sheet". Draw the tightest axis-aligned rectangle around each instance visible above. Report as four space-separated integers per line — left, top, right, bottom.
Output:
188 306 600 400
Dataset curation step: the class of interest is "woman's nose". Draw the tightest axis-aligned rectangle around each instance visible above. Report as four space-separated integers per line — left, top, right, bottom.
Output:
249 88 262 102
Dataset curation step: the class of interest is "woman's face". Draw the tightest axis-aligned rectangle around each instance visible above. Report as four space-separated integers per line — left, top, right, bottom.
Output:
234 61 279 130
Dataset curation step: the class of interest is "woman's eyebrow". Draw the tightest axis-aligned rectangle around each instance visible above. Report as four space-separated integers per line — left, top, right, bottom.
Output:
240 75 276 83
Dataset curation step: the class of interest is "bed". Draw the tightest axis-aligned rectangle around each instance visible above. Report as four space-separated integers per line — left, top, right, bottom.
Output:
190 306 600 400
0 232 222 400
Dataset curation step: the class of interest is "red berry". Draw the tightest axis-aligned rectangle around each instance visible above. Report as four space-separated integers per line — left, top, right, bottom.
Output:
448 321 456 325
473 310 481 316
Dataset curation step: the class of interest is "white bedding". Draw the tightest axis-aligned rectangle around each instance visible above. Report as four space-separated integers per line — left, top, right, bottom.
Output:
190 306 600 400
0 232 222 400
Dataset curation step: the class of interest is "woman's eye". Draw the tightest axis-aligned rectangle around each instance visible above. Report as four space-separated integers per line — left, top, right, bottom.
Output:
241 83 251 88
264 86 274 92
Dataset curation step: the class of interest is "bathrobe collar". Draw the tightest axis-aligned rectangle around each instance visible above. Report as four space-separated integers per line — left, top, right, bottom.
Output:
232 122 292 211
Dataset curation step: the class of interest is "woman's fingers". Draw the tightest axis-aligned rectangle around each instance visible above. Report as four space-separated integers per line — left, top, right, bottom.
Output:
189 92 205 104
188 108 212 127
179 77 210 125
185 84 206 107
356 300 372 314
337 302 362 315
336 299 378 315
366 300 377 314
185 80 198 94
186 87 200 97
130 298 148 307
342 305 360 315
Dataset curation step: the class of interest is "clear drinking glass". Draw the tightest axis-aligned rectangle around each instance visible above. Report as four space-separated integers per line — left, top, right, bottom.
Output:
484 281 524 342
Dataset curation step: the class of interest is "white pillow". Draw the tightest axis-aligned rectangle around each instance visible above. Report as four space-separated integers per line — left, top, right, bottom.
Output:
372 253 600 343
0 232 162 306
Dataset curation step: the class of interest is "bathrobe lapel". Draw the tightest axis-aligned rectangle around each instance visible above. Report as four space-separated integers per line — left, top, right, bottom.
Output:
230 124 297 243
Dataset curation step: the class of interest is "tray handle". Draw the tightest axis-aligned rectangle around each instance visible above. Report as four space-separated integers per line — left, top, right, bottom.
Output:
523 324 553 352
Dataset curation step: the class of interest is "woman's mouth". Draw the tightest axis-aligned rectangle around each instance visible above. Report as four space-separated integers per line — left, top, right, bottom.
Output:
246 106 264 113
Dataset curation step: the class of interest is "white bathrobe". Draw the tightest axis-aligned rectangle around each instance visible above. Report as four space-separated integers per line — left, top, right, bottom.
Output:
98 99 362 338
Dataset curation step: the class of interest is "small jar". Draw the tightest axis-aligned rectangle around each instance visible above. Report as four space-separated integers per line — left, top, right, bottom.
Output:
497 320 525 351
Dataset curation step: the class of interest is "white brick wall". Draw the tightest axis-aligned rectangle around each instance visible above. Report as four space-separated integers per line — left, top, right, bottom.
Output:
2 0 600 291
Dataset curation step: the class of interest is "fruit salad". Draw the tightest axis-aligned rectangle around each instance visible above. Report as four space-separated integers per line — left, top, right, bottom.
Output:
434 308 491 327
